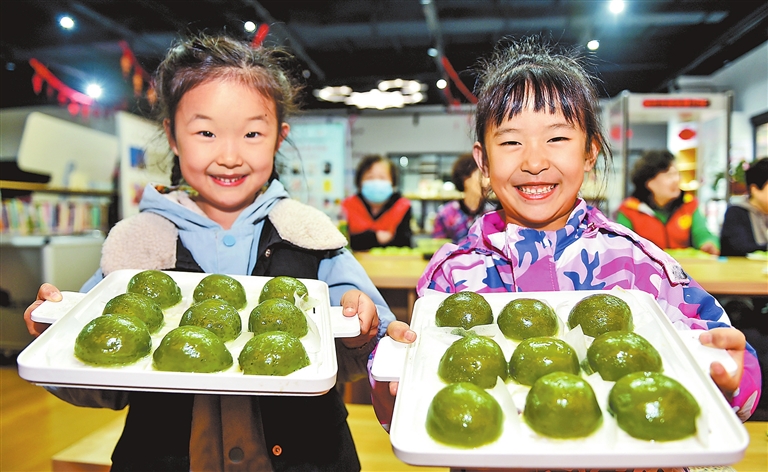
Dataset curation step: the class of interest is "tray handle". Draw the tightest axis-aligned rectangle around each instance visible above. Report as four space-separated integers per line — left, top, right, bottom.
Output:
30 291 86 324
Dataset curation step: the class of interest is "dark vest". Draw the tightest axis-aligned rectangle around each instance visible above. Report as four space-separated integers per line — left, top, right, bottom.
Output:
110 219 358 472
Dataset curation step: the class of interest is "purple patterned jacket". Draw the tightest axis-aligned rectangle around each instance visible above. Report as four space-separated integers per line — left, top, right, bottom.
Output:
417 199 761 419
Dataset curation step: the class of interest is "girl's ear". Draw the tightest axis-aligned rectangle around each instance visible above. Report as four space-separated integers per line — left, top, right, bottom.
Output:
583 139 599 172
472 142 489 177
163 119 179 156
275 123 290 152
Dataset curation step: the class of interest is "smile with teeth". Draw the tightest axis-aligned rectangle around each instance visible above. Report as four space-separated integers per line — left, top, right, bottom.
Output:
213 175 245 184
517 184 556 195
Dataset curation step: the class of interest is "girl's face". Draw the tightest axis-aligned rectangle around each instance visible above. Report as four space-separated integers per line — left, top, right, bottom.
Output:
165 78 289 225
473 104 597 231
646 165 681 207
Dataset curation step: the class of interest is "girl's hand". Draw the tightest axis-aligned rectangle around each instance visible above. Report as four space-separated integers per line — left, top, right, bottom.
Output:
375 230 394 245
23 283 61 337
384 320 417 396
340 290 380 349
699 242 720 256
699 327 745 400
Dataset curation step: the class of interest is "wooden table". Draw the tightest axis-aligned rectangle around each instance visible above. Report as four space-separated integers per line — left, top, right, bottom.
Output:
354 252 768 297
674 256 768 296
353 252 428 321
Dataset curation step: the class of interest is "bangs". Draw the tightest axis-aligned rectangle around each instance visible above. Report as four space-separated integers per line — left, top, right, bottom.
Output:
488 67 588 132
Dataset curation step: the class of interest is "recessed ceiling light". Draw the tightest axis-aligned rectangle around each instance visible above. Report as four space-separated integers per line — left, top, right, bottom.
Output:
85 84 103 99
587 40 600 51
59 15 75 29
436 79 447 89
244 21 256 33
427 48 438 58
609 0 625 14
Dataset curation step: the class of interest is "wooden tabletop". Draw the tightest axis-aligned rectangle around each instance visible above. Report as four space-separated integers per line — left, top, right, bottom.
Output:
673 256 768 296
354 251 768 297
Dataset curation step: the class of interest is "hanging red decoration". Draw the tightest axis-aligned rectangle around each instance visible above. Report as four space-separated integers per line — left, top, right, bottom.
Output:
28 58 94 117
119 40 152 97
440 55 477 104
251 23 270 48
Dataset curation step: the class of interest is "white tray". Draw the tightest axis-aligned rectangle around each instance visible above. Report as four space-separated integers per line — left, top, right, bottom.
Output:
18 269 356 396
389 289 749 469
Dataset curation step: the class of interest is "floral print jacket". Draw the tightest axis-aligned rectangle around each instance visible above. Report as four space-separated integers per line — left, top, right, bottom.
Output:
417 199 761 419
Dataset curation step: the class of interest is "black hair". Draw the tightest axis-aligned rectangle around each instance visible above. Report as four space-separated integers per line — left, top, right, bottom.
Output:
451 153 479 192
472 36 611 170
630 149 678 207
354 154 399 190
153 33 302 185
746 157 768 195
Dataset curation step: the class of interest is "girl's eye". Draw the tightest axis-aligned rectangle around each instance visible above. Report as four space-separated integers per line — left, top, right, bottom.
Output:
198 131 214 138
245 132 259 138
501 140 521 146
548 136 569 143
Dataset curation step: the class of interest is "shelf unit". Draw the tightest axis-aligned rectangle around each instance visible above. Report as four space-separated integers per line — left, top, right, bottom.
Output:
1 180 113 236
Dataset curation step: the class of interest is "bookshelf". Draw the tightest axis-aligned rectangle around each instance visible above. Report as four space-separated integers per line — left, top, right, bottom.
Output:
0 180 112 236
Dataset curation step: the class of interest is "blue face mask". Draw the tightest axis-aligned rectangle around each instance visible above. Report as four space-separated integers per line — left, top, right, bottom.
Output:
361 179 394 204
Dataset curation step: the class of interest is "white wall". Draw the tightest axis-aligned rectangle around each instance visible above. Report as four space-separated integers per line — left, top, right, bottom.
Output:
348 110 475 157
0 106 116 161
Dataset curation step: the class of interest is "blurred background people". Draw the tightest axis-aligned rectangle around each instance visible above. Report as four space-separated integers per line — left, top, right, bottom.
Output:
720 157 768 256
616 149 720 255
342 154 412 251
432 153 495 243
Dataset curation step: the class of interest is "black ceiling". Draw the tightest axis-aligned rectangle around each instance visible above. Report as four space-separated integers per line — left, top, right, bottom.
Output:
2 0 767 112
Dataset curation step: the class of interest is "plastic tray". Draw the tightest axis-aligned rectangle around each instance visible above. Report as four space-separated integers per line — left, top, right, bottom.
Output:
388 289 749 469
18 269 351 396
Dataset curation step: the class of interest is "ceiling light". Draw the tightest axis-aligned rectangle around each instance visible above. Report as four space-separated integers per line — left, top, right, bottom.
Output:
244 21 256 33
85 84 103 99
436 79 447 89
587 40 600 51
609 0 625 14
59 16 75 29
399 156 409 167
427 48 438 58
314 80 427 109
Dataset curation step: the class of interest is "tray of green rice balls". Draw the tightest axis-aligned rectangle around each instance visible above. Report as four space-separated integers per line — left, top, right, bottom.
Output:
17 269 346 395
387 289 748 469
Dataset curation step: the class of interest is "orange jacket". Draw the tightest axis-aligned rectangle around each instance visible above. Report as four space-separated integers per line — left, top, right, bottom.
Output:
617 197 698 249
342 194 411 235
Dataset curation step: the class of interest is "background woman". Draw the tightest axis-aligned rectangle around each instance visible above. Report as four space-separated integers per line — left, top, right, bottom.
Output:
616 149 720 255
432 153 496 243
342 154 412 251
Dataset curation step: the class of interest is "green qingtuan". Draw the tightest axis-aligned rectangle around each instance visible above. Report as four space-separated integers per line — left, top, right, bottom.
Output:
153 325 233 373
509 337 580 386
192 273 247 310
609 371 700 441
126 270 182 309
179 299 243 342
434 291 494 329
102 292 164 333
248 298 308 337
524 372 602 439
587 331 662 381
438 333 507 388
258 275 309 304
239 331 310 376
567 293 633 337
74 313 152 366
497 298 558 340
426 382 503 448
